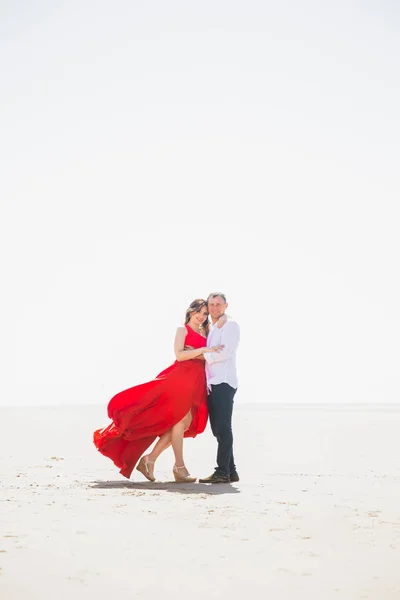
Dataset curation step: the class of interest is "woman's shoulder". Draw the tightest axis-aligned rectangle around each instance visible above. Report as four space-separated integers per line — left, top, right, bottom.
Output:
175 325 188 335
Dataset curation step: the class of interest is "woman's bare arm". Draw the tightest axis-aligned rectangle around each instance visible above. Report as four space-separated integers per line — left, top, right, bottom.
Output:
174 327 223 362
185 345 206 361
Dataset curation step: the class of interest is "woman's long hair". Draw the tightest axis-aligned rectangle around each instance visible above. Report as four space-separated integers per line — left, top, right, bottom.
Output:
184 298 210 337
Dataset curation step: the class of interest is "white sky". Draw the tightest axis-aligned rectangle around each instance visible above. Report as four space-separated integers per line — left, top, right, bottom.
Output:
1 1 399 406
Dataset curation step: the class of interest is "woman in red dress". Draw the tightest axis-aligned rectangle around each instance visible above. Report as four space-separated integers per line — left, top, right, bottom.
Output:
93 299 224 482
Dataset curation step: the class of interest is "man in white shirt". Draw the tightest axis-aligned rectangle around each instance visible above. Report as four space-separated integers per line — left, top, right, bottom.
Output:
199 293 240 484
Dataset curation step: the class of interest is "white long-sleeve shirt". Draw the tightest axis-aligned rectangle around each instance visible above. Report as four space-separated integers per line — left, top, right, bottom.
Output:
204 319 240 390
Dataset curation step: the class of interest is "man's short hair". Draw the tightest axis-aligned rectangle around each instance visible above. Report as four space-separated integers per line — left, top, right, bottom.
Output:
207 292 227 303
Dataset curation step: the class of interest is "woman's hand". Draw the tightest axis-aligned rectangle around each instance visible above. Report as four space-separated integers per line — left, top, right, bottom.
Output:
186 344 224 353
204 344 225 353
216 314 228 329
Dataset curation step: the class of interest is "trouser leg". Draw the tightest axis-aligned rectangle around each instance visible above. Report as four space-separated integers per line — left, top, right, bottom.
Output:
208 383 237 476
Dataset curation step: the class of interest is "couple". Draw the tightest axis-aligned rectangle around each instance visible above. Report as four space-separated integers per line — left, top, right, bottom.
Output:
93 292 240 484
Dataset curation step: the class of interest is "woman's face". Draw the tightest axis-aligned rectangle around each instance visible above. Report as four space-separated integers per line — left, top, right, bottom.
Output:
190 306 209 327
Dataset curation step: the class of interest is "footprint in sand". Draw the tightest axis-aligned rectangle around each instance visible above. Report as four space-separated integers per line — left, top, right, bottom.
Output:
277 568 293 574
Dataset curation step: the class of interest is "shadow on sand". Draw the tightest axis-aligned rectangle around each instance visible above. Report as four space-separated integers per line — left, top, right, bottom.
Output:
89 479 240 496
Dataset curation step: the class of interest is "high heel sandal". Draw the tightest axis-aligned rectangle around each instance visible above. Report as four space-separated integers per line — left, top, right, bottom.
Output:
136 456 156 482
173 465 197 483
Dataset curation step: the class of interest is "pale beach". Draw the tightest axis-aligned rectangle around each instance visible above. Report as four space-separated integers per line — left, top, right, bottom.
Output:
2 1 400 598
1 403 400 599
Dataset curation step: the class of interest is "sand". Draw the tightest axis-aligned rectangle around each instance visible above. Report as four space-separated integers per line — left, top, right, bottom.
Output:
1 403 400 599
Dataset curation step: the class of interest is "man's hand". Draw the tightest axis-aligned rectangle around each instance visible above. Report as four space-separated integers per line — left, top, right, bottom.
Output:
216 314 228 329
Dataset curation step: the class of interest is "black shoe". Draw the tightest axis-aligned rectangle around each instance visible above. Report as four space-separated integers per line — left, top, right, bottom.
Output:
198 472 230 484
229 471 240 483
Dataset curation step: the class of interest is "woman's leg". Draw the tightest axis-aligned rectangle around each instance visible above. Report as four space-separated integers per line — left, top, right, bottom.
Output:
171 411 192 476
140 411 192 479
149 431 172 459
140 431 172 479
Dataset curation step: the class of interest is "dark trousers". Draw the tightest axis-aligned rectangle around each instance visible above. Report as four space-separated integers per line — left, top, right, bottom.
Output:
208 383 237 476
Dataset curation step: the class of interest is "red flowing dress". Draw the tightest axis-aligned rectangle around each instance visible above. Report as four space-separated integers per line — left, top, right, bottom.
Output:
93 325 208 478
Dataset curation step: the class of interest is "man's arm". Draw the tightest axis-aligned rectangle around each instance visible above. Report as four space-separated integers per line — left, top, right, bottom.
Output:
204 322 240 364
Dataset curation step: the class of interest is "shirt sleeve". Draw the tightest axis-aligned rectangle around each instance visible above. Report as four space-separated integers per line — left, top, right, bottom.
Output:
204 322 240 364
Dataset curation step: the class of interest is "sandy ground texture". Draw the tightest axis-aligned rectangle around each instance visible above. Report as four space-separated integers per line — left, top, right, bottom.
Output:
1 403 400 600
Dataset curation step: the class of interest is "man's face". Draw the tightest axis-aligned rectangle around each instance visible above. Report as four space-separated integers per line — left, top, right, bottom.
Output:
208 295 228 322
